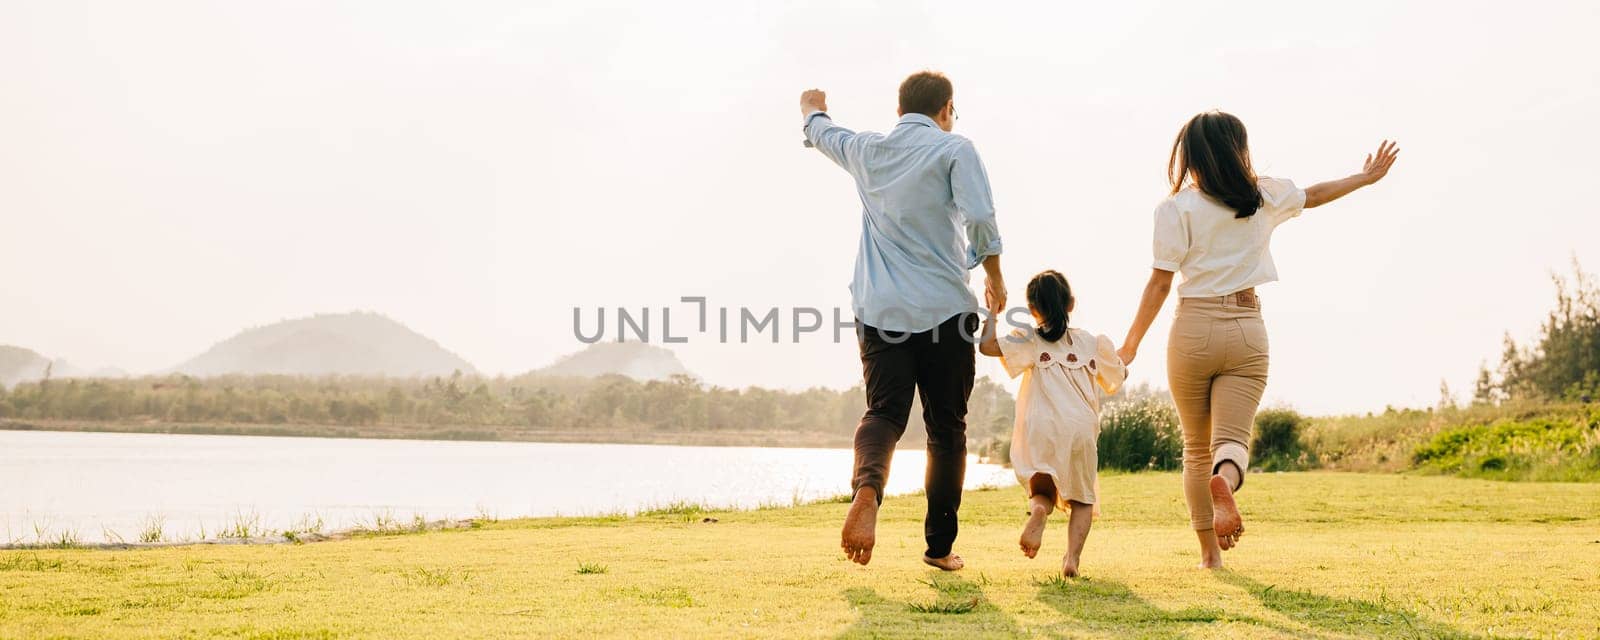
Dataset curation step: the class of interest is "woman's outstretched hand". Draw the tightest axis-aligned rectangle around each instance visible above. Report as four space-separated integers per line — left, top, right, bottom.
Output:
1360 140 1400 185
1306 140 1401 208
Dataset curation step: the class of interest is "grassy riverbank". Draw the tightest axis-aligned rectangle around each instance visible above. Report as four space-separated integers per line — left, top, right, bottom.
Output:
2 472 1597 638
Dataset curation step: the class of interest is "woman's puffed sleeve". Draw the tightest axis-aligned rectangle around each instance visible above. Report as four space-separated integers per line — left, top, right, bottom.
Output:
1151 199 1186 272
1093 334 1127 395
1259 176 1307 226
997 327 1036 379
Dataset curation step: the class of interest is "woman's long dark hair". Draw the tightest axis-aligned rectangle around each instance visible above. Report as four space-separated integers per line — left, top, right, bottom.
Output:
1025 270 1072 343
1169 111 1262 219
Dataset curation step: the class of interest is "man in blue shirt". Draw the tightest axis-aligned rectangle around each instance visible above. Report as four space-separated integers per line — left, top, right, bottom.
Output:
801 71 1005 571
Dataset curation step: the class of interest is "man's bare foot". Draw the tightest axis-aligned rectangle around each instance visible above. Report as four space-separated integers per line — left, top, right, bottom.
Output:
1209 475 1243 551
1196 529 1225 569
1019 504 1048 559
1061 553 1080 578
841 488 878 566
922 553 964 571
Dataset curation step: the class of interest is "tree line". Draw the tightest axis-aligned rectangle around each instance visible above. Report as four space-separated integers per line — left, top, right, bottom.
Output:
1476 260 1600 404
0 371 1015 446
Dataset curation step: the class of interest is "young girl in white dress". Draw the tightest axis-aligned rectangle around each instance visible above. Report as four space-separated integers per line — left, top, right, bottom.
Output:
980 270 1126 577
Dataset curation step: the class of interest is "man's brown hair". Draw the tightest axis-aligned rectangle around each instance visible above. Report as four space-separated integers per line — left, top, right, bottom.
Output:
898 71 953 118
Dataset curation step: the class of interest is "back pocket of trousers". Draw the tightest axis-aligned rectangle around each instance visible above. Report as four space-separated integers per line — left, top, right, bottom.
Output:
1170 318 1212 356
1238 317 1269 354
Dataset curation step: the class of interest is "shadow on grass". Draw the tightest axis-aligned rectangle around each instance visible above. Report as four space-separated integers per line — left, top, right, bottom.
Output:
1034 574 1232 639
835 570 1497 638
837 573 1020 639
1216 572 1490 640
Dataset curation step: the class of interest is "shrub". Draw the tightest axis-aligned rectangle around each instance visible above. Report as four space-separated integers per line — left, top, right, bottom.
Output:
1412 408 1600 481
976 435 1012 466
1251 409 1315 471
1098 397 1182 471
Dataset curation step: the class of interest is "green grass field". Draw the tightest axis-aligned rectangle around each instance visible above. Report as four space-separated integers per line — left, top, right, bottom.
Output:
3 472 1597 639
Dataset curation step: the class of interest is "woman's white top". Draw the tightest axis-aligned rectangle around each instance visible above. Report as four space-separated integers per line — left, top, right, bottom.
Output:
997 327 1126 506
1152 177 1307 298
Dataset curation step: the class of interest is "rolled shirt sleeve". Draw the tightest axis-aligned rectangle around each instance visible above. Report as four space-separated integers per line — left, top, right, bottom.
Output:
950 139 1003 269
803 112 856 170
1151 199 1186 272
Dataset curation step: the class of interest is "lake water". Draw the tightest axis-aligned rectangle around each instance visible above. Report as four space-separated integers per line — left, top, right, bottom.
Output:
0 430 1014 544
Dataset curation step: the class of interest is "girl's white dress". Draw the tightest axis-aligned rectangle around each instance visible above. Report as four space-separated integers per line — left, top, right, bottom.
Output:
998 327 1127 507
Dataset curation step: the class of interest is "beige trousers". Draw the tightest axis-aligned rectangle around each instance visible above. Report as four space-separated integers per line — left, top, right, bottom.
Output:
1166 292 1269 531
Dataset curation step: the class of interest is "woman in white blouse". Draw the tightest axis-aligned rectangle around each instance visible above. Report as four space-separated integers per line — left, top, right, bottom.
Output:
1117 111 1399 569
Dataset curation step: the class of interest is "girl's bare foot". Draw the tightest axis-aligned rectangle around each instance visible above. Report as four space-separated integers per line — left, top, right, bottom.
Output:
922 553 965 571
1062 500 1093 578
840 488 878 566
1209 475 1243 550
1061 552 1080 578
1019 504 1048 558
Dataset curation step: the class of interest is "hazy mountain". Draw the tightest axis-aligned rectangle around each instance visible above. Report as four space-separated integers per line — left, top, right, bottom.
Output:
0 346 52 388
0 345 126 388
538 342 693 381
172 312 477 378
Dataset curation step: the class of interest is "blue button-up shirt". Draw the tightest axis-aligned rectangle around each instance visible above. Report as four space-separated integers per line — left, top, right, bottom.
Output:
804 111 1003 334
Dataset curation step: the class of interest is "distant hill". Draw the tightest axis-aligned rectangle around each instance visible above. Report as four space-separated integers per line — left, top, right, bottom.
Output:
0 345 126 388
0 346 51 388
172 312 477 378
538 342 693 381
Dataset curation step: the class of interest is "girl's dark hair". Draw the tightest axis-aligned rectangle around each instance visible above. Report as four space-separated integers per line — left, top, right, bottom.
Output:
1025 270 1072 342
1168 110 1262 219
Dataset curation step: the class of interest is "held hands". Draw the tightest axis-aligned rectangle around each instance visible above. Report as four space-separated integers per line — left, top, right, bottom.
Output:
1117 344 1137 367
1359 140 1400 185
800 89 827 116
984 276 1007 317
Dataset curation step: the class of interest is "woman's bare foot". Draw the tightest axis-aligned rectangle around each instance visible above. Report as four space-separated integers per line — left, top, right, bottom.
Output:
1209 475 1243 550
1061 552 1080 578
1019 504 1048 559
922 553 965 571
840 488 878 566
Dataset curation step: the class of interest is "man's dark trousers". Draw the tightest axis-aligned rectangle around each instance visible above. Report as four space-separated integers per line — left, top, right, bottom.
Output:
851 312 978 559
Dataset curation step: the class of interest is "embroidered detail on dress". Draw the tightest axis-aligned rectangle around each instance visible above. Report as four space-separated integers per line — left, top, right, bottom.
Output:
1039 353 1052 363
1089 359 1096 370
1066 353 1078 363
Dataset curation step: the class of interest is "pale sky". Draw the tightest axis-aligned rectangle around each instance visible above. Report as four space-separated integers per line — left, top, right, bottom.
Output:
3 1 1598 415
